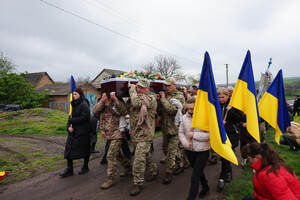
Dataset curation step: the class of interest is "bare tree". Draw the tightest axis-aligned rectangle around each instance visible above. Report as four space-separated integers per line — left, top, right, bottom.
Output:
77 76 91 83
142 62 156 74
174 72 187 83
154 54 181 78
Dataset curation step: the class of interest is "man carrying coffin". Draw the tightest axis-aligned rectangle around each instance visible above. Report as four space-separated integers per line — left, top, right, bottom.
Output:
113 78 159 196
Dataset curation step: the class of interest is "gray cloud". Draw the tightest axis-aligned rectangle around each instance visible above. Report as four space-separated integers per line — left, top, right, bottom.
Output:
0 0 299 84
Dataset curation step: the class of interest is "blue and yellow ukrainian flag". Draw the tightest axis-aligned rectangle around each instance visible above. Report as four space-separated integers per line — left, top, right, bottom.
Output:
230 50 260 143
258 70 291 144
69 75 76 116
191 52 238 165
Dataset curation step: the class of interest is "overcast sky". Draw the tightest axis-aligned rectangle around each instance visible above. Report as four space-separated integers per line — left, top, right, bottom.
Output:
1 0 300 84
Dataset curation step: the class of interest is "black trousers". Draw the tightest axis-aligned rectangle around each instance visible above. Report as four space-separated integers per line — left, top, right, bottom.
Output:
101 138 131 162
280 134 300 150
219 146 236 180
186 150 209 200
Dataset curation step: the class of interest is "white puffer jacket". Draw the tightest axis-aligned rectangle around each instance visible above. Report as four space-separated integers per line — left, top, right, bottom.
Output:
178 112 210 152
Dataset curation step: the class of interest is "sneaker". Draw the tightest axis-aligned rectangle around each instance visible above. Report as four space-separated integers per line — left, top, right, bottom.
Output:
100 178 116 190
290 146 299 151
183 162 190 169
241 159 247 166
130 185 143 196
120 167 132 177
217 179 225 190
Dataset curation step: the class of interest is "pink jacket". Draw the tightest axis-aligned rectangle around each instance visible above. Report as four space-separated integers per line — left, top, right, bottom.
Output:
250 158 300 200
178 112 210 152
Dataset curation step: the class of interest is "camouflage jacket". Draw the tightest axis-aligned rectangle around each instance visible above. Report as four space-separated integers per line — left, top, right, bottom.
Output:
92 99 125 140
157 89 185 135
116 88 157 142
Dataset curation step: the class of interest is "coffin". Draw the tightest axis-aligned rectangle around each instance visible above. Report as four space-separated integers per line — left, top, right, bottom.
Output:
100 78 187 97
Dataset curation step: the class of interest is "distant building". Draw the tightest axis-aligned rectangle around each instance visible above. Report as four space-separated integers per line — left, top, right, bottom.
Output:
37 82 98 114
24 72 55 89
91 68 125 89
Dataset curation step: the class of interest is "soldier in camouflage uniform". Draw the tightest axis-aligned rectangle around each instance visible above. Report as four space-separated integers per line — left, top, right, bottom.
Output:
157 77 185 184
114 79 158 196
93 92 132 190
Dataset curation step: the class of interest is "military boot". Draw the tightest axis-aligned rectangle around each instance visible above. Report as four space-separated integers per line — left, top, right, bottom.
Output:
173 166 184 175
145 169 159 182
120 166 132 177
160 156 166 164
130 185 143 196
163 173 172 184
100 178 116 190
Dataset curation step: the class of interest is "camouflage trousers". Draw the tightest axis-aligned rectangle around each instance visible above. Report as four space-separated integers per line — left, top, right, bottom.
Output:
162 133 168 155
107 139 131 180
133 141 158 186
165 134 183 173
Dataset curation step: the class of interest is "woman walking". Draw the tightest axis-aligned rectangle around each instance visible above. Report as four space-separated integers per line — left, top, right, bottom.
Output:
60 87 91 177
179 97 210 199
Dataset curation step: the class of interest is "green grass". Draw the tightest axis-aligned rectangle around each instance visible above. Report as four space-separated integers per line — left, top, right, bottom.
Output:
0 108 163 184
0 108 68 135
225 116 300 199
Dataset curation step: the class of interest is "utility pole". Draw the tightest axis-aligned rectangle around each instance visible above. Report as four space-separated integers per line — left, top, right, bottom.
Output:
225 64 229 87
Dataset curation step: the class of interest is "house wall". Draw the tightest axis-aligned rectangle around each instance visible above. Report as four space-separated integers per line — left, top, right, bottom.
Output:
36 75 54 89
43 95 69 113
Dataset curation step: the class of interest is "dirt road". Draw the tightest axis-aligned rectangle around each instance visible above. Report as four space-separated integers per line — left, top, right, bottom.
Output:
0 136 243 200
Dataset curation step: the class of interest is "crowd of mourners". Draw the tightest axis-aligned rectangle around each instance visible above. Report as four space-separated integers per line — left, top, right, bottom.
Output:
59 78 300 200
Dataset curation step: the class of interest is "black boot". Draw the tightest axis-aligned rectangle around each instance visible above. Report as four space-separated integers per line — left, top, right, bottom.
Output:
60 159 73 177
90 142 100 153
150 142 154 153
199 184 209 198
79 157 90 175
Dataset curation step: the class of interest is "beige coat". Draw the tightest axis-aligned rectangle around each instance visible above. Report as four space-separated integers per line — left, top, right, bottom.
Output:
178 112 210 152
286 121 300 145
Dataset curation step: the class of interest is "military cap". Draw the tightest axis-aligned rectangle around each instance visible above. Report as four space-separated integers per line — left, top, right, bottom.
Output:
165 77 176 86
192 84 198 88
136 78 150 88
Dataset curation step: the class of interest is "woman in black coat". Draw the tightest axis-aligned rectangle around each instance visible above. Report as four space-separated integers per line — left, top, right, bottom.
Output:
216 87 244 190
60 87 91 177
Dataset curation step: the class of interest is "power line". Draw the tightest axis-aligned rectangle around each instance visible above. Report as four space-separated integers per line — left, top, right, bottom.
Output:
39 0 201 66
83 0 197 55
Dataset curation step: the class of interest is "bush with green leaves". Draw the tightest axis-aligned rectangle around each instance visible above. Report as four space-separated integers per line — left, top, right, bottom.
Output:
0 72 50 108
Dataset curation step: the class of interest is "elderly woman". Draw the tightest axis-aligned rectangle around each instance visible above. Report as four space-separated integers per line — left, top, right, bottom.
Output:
241 142 300 200
217 87 244 190
60 87 91 177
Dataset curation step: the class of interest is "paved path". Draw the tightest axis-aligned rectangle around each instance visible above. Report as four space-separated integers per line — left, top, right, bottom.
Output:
0 136 243 200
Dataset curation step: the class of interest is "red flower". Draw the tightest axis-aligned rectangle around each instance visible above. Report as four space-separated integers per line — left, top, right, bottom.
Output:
0 171 8 180
158 75 161 79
